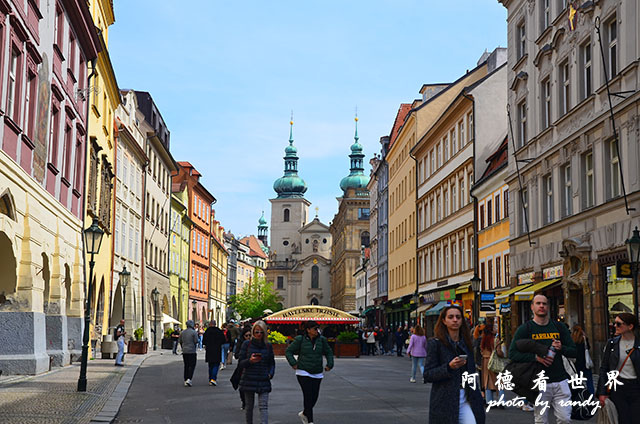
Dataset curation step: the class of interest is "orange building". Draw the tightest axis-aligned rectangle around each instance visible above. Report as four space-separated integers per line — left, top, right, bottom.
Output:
173 162 216 326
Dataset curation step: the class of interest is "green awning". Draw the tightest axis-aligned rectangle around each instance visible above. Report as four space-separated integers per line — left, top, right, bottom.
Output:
425 301 450 316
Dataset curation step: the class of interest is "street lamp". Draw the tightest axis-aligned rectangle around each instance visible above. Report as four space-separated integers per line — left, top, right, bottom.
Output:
625 227 640 317
77 218 104 392
151 288 159 351
119 266 130 320
192 299 197 322
470 273 482 327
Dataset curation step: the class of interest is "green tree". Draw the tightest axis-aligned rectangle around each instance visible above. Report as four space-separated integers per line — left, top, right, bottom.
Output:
229 271 283 319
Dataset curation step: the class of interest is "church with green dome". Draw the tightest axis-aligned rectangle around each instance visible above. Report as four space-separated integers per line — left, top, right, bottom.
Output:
264 120 333 309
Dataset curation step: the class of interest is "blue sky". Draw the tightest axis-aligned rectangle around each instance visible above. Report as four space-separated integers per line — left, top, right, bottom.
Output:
109 1 507 238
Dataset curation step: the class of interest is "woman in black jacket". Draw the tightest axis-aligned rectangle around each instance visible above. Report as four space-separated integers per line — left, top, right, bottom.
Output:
235 328 252 409
238 320 275 424
597 312 640 424
423 305 485 424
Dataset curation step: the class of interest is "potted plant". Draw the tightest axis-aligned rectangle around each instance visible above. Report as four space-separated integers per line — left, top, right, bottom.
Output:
161 328 174 350
127 327 148 354
267 330 288 356
335 331 360 358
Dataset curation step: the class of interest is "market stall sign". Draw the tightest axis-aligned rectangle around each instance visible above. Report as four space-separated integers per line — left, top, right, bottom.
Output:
264 305 360 324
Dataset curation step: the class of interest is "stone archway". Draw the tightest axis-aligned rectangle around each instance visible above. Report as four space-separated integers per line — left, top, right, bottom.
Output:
0 232 17 306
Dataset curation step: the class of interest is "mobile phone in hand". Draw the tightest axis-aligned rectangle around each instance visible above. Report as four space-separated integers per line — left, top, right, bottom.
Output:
458 355 468 360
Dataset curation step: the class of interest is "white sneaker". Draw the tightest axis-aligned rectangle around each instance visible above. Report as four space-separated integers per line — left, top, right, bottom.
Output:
184 380 189 387
522 404 534 412
186 379 192 387
298 411 309 424
410 378 416 383
220 363 225 370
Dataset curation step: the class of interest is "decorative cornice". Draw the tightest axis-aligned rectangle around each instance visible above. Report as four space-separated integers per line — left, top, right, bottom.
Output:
510 71 528 91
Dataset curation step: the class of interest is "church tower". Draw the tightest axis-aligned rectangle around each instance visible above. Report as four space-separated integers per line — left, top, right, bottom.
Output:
257 211 268 245
330 116 370 312
269 119 311 260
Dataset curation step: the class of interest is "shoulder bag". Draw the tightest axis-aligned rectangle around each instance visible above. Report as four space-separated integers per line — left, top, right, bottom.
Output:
488 349 509 374
230 341 250 390
564 357 595 421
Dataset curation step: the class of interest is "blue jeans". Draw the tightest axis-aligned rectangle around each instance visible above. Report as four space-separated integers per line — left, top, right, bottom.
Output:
221 343 230 364
115 338 125 365
208 362 220 381
411 356 425 380
198 334 203 349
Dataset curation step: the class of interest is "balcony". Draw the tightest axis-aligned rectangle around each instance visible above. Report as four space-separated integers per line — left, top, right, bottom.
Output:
266 259 297 270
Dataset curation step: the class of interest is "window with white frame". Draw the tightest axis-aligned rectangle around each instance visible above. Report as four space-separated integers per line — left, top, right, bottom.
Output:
495 193 501 222
443 135 449 163
607 17 617 79
580 41 592 100
443 189 449 217
544 174 554 224
518 100 527 147
436 143 441 169
444 246 449 276
7 49 20 121
583 151 594 208
487 198 493 226
452 241 457 274
542 78 551 129
460 178 465 207
467 112 473 141
609 139 621 198
496 256 502 287
559 60 570 116
541 0 550 31
436 193 441 221
562 164 572 217
460 240 465 271
437 249 442 278
517 21 526 60
450 128 457 156
452 183 457 212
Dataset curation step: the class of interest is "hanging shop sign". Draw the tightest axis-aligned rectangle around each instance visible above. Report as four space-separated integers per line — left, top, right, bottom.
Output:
423 292 439 304
543 265 564 280
480 292 496 312
616 261 633 279
264 306 360 324
518 272 535 285
440 288 456 301
500 303 511 314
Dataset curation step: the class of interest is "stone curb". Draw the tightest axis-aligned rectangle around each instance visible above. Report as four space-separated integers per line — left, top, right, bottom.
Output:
89 351 160 424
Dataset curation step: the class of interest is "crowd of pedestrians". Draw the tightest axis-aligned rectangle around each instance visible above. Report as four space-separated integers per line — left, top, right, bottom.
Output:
166 300 639 424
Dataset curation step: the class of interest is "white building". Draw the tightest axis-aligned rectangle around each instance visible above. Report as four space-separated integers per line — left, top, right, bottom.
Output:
113 90 147 337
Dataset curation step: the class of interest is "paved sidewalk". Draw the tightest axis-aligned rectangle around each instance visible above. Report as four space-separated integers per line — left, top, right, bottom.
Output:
0 352 154 424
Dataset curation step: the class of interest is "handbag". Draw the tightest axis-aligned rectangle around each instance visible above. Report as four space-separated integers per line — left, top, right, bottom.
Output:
488 350 509 374
564 356 595 421
230 341 250 390
584 347 594 369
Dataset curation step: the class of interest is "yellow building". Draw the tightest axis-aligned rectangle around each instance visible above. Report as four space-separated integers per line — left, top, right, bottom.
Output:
85 0 120 344
387 78 483 327
472 138 510 334
210 210 228 324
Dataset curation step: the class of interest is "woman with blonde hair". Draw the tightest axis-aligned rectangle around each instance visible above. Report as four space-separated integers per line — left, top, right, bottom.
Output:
407 324 427 383
237 320 275 424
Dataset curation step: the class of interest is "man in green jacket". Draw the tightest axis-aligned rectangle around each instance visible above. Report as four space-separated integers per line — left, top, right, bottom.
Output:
509 294 577 423
286 320 334 424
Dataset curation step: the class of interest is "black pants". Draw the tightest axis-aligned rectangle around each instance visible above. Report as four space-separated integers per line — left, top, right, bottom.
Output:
610 378 640 424
183 353 197 380
297 375 322 422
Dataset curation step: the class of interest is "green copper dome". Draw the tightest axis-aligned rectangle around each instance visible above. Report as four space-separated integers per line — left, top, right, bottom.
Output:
340 117 370 192
273 121 308 198
258 211 268 227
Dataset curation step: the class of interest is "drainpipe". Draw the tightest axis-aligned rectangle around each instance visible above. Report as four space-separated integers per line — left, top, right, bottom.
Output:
409 150 419 325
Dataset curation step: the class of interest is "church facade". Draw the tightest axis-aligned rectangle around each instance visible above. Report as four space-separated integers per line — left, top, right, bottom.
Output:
264 122 332 308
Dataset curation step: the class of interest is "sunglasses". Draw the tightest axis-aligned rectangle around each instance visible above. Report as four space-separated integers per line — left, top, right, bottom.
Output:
254 330 264 334
614 321 626 327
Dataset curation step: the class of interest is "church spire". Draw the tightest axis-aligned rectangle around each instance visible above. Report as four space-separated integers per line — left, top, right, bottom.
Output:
273 116 308 198
339 114 369 193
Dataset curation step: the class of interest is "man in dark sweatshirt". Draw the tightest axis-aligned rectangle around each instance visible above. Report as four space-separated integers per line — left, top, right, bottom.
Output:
509 294 577 423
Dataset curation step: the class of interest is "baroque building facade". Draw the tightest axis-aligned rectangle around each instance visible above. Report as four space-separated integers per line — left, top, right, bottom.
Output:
330 119 369 313
170 180 192 327
0 0 100 374
499 0 640 359
265 122 332 308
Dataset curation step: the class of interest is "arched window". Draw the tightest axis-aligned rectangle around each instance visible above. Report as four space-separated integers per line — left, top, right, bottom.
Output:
310 297 319 305
283 208 290 222
311 265 319 289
